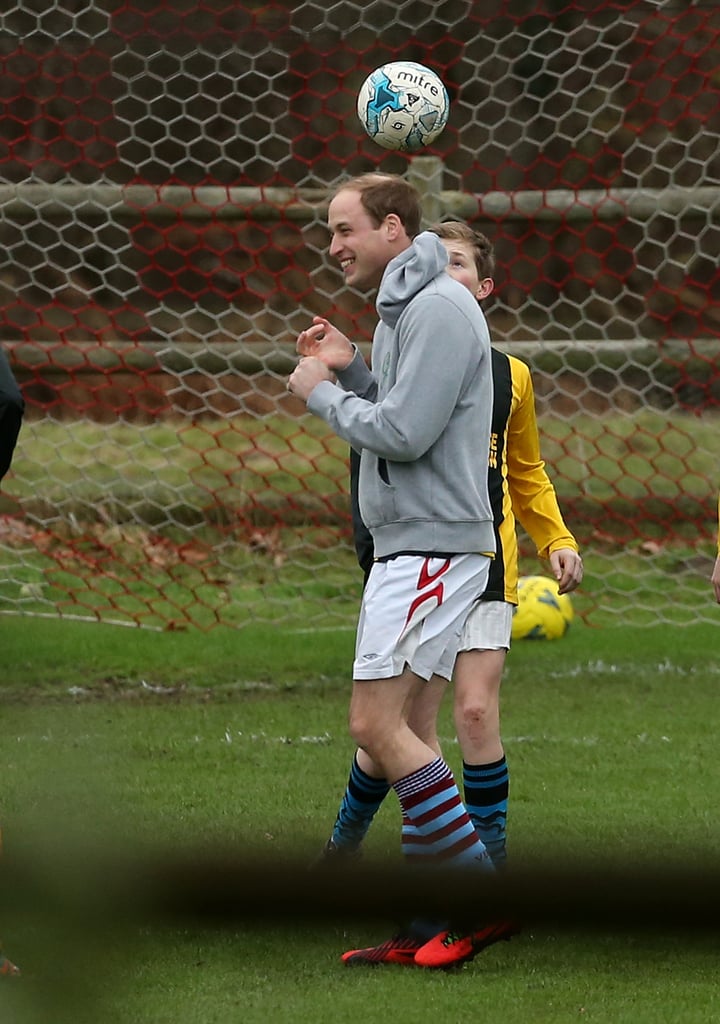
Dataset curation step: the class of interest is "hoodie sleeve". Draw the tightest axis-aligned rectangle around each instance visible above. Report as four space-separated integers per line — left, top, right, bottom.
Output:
335 345 377 401
308 290 479 461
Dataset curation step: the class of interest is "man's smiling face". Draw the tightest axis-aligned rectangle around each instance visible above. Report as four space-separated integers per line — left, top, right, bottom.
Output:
328 188 396 291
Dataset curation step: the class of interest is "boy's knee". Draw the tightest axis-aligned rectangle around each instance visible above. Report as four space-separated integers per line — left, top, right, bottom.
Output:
457 698 490 727
348 708 374 751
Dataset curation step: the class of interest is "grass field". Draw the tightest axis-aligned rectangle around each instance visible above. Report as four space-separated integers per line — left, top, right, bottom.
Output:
2 411 718 632
2 615 720 1023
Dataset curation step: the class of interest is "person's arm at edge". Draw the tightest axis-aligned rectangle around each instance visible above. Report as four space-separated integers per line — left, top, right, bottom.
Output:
0 346 24 483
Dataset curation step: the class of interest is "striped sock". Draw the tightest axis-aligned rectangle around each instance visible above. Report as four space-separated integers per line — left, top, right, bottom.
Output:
331 753 391 851
393 757 494 870
463 757 509 868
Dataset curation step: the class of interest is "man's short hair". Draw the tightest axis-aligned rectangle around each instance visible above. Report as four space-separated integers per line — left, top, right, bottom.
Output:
331 173 422 239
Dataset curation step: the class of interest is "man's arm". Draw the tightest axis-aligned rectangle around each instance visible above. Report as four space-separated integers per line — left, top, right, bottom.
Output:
305 295 478 461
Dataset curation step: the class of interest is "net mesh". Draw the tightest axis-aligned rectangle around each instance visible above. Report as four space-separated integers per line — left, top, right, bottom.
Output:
0 0 718 630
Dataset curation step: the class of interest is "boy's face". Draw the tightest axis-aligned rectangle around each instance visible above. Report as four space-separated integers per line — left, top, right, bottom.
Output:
328 188 403 292
440 238 494 301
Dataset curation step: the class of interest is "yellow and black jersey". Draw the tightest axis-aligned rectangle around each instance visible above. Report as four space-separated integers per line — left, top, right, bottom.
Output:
484 349 578 606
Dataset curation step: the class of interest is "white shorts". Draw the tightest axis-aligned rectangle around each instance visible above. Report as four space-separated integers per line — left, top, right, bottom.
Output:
353 553 491 683
460 599 514 652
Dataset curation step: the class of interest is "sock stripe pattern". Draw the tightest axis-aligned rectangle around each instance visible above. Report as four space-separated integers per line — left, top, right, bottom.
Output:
332 754 391 850
463 757 509 868
394 757 494 868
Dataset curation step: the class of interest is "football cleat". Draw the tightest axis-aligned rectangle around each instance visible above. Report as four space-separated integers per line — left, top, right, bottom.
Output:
309 837 362 871
342 932 425 967
414 920 519 969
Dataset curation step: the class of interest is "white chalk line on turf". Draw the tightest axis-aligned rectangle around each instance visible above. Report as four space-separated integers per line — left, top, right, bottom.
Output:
218 731 673 748
14 728 672 748
287 626 355 634
0 612 355 636
0 609 163 631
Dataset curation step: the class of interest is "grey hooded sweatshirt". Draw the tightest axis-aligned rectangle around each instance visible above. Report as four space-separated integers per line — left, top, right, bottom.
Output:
307 231 496 561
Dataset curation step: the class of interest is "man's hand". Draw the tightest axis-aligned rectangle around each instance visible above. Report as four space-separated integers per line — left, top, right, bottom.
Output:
287 356 334 402
549 548 584 595
296 316 354 371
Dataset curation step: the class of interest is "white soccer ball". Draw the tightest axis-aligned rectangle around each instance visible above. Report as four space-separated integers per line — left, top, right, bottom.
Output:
357 61 450 153
511 575 575 641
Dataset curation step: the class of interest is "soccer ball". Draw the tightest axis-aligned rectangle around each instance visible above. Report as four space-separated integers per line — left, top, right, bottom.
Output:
511 575 574 641
357 61 450 152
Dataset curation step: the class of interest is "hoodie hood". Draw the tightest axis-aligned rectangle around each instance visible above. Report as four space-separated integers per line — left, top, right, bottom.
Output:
376 231 448 328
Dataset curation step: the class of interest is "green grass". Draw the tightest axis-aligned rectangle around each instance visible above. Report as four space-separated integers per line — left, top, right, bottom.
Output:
1 614 354 690
1 535 717 632
8 416 351 525
2 411 718 631
540 408 716 502
11 411 718 513
0 527 363 630
2 618 720 1022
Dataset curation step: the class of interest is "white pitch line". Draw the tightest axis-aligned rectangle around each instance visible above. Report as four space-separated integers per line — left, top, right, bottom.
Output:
286 626 356 634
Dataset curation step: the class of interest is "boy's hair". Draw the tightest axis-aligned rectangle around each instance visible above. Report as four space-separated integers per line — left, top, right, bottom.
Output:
331 173 422 239
433 220 496 280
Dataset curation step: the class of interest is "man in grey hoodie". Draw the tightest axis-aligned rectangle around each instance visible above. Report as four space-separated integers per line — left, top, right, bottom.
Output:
288 173 501 965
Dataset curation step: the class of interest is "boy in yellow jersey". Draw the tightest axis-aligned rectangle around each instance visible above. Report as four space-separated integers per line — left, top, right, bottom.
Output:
319 223 583 969
712 494 720 603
